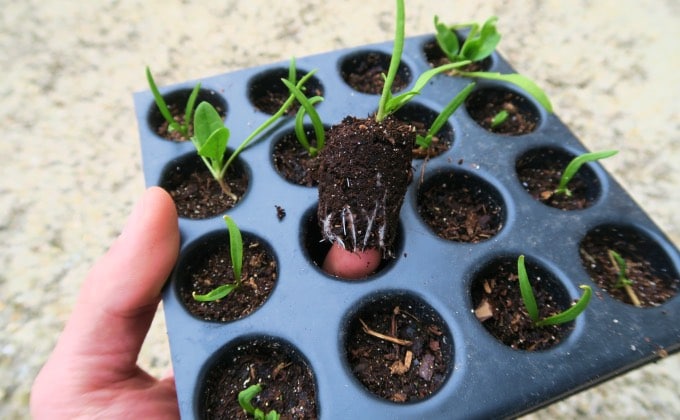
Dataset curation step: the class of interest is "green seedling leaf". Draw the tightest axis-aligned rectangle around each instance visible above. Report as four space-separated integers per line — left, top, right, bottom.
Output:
609 250 632 287
293 96 324 156
458 71 553 113
191 216 244 302
192 283 238 302
238 384 261 415
238 384 280 420
536 285 592 327
288 56 297 86
194 101 226 144
192 101 229 179
434 15 460 62
517 255 591 327
490 110 509 128
183 82 202 134
517 255 540 323
376 0 406 122
146 66 182 134
282 77 325 156
555 150 618 197
224 215 243 282
459 16 500 62
608 249 642 307
416 82 475 148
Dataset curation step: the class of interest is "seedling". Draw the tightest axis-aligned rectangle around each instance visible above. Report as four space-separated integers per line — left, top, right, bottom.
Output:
415 82 476 149
375 0 475 122
608 250 642 307
554 150 618 197
434 15 501 64
490 110 509 129
191 66 318 199
146 66 200 139
432 16 553 113
192 215 244 302
238 384 280 420
517 255 592 326
281 59 325 157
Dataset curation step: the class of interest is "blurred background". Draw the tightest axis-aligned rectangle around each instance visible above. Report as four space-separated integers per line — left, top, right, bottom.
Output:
1 0 678 418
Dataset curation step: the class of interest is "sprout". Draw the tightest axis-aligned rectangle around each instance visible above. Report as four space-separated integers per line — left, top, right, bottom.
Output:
608 250 642 307
281 60 325 157
432 16 554 113
238 384 280 420
192 215 243 302
517 255 591 326
191 69 318 200
490 110 509 129
146 66 200 138
434 15 500 63
554 150 618 197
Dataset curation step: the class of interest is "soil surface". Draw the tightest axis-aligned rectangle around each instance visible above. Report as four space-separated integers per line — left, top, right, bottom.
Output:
272 127 322 186
471 258 574 351
342 52 410 94
516 148 597 210
345 297 452 402
317 116 413 255
162 156 248 219
417 172 503 242
178 237 277 322
580 227 679 307
465 88 539 135
200 339 317 419
422 39 492 72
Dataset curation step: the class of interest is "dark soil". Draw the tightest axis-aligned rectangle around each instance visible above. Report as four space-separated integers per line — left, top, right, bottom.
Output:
272 127 323 186
422 39 492 72
161 155 248 219
317 115 413 255
341 52 410 94
580 226 679 307
417 171 503 242
178 237 277 322
200 339 317 419
516 148 598 210
465 88 539 135
471 258 574 351
345 295 452 402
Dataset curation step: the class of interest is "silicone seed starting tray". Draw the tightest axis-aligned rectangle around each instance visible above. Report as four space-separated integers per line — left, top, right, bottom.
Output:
134 35 680 419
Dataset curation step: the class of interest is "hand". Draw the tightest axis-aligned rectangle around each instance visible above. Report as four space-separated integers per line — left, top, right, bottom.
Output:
31 187 181 419
31 186 376 419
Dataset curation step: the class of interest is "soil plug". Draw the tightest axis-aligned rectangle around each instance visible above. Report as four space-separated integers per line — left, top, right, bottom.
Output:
317 0 468 261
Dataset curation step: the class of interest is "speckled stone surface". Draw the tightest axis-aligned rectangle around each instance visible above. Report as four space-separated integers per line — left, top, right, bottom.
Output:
1 0 678 418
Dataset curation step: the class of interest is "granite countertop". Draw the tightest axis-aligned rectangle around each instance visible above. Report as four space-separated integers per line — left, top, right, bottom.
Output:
1 0 678 418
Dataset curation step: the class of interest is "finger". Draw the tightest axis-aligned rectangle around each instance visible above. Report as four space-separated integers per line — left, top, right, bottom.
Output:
322 242 381 279
53 187 180 377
